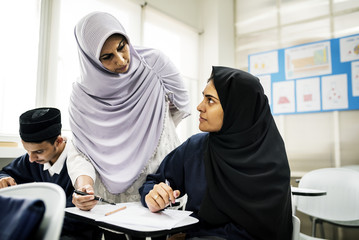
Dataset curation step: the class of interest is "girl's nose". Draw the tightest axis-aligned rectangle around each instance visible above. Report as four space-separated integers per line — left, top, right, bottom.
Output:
197 100 204 112
114 53 126 66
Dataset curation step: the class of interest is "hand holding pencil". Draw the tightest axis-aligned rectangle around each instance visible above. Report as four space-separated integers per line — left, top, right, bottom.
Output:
145 180 180 213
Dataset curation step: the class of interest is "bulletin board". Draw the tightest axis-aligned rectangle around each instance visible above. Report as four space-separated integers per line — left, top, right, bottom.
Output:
248 33 359 115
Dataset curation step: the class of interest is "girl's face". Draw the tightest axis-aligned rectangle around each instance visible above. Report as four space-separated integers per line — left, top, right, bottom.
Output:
100 34 130 73
197 80 224 132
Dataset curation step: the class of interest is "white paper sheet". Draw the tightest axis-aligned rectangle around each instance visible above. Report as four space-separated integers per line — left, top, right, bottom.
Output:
65 202 196 231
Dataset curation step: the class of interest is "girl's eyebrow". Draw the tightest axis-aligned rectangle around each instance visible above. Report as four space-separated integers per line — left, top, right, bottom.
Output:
118 38 126 47
202 92 219 100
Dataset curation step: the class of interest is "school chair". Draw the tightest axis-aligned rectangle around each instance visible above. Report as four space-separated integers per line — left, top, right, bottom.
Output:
291 192 327 240
295 167 359 238
292 215 300 240
0 182 66 240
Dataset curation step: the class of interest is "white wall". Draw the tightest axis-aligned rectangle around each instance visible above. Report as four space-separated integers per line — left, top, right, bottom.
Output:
199 0 235 86
137 0 201 30
137 0 236 87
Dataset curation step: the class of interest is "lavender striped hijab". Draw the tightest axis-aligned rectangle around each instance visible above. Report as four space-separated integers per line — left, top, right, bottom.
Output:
69 12 190 194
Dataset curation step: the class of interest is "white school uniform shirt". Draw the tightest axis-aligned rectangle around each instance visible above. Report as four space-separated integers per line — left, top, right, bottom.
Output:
43 141 96 181
42 141 68 176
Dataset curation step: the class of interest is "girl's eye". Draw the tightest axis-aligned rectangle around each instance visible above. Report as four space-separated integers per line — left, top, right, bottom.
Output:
100 54 112 61
117 44 125 52
208 98 214 104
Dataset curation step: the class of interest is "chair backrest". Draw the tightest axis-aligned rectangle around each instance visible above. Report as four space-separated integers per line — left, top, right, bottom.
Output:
292 215 300 240
0 182 66 240
296 167 359 222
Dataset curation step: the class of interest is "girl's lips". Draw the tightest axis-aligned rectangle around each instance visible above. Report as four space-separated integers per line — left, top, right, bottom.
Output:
199 117 206 122
115 64 128 72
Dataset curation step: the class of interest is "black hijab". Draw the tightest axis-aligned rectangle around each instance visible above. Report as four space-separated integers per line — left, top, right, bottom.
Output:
199 66 292 240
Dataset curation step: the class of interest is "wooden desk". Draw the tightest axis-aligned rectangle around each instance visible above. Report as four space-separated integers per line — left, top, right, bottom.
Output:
291 186 327 196
65 202 199 239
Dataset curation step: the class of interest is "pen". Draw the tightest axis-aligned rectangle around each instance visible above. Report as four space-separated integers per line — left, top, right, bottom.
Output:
74 190 116 205
165 179 172 207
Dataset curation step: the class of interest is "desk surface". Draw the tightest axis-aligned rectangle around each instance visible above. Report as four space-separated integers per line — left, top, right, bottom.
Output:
96 214 198 238
65 202 199 238
291 186 327 196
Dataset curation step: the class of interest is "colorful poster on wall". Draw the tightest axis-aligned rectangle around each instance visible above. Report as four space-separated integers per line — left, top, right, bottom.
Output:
285 41 332 80
273 81 295 114
322 74 348 110
296 77 321 112
249 51 279 76
340 35 359 62
352 61 359 96
248 33 359 115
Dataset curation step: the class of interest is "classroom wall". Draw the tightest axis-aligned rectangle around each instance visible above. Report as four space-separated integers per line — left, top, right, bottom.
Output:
146 0 359 176
140 0 236 86
0 0 358 238
137 0 201 30
148 2 359 239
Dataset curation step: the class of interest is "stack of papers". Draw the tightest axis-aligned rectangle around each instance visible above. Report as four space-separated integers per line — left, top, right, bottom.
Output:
65 202 198 232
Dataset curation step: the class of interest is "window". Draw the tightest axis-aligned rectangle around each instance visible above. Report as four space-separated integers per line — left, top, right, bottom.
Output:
0 0 199 144
0 0 41 135
143 7 200 141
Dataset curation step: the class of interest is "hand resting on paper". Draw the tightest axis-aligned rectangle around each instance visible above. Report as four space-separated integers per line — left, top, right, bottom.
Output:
72 184 98 211
0 176 17 188
145 182 180 212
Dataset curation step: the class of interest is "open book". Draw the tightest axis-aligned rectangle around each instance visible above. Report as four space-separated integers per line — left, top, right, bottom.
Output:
65 202 198 232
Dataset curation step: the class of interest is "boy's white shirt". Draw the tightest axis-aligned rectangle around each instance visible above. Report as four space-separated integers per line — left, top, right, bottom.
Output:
66 139 96 186
43 141 68 177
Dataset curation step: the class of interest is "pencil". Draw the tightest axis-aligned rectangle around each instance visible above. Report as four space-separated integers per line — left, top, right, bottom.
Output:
105 206 127 216
165 179 172 207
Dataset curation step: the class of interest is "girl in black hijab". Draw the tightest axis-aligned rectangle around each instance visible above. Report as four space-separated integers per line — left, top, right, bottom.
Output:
140 66 293 240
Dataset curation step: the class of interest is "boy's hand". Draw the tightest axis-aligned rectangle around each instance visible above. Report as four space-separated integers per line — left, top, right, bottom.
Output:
72 184 98 211
0 177 17 189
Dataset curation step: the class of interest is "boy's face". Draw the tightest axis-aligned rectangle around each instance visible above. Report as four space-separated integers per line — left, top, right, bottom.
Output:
21 138 60 165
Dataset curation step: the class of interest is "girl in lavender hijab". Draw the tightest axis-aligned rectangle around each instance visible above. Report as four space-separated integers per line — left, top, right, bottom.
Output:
67 11 190 211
